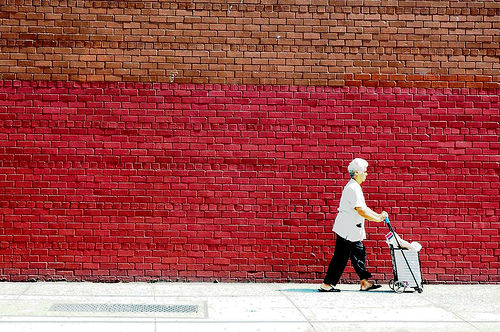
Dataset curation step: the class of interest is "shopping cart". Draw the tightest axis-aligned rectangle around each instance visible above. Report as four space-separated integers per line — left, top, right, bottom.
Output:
385 217 423 293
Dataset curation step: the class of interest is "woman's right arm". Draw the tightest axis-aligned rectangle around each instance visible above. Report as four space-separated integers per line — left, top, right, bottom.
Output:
355 207 388 222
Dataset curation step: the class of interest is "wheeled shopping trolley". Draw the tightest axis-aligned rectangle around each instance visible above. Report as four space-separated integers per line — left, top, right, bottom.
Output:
385 218 424 293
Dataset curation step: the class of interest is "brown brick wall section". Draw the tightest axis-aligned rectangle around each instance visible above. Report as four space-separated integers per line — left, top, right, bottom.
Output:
0 0 499 88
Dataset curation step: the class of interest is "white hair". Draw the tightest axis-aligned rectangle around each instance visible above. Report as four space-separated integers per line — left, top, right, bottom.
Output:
348 158 368 178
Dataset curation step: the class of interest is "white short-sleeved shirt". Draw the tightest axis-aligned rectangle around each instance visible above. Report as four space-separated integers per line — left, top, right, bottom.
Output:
332 179 368 242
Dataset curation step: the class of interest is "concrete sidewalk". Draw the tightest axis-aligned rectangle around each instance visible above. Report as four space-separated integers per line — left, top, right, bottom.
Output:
0 282 498 332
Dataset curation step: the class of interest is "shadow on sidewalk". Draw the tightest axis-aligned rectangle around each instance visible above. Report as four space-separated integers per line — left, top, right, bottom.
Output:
278 288 395 294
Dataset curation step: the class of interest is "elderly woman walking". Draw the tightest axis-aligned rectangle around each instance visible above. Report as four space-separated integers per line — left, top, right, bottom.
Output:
319 158 388 292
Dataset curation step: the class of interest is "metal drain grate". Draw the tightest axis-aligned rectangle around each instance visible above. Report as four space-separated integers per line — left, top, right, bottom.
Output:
49 303 199 313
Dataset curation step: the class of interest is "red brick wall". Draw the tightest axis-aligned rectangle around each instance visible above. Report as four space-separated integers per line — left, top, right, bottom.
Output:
0 1 499 283
1 81 498 283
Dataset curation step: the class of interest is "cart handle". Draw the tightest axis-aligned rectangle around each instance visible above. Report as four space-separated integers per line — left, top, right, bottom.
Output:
385 216 394 232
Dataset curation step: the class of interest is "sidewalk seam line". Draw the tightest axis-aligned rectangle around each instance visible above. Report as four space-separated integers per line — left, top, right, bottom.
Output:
422 294 482 332
279 286 317 332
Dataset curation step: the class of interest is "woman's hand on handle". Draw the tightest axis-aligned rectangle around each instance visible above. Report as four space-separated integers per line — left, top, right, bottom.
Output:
379 211 388 222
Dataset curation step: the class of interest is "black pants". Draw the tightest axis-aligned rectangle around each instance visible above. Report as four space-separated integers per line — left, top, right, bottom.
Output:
323 234 372 286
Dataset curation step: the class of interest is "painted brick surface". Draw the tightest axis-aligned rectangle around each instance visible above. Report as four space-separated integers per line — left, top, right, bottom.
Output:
0 80 498 283
0 0 499 283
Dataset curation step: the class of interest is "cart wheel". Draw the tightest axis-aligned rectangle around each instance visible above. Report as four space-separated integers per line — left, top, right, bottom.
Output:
389 279 394 291
394 281 406 294
417 287 423 294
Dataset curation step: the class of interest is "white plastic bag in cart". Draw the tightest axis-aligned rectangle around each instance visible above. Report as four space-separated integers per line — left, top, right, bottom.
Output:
386 231 422 252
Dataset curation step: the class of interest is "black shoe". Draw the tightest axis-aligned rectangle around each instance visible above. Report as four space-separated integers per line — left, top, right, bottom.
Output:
360 283 382 291
318 286 341 292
